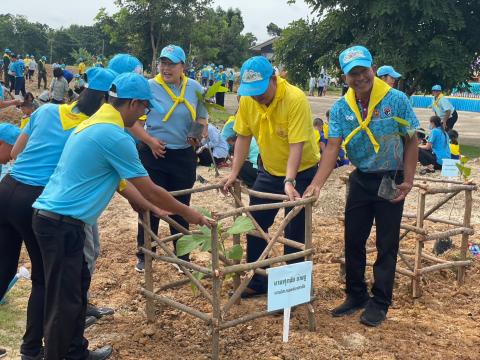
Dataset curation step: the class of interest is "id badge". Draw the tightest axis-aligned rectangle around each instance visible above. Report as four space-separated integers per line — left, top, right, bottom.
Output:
378 174 397 200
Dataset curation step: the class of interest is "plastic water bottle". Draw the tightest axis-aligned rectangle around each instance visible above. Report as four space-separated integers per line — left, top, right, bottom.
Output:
0 267 30 304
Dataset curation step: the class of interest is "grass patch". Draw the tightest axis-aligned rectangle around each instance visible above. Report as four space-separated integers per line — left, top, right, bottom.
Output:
0 281 30 357
209 108 232 126
461 145 480 159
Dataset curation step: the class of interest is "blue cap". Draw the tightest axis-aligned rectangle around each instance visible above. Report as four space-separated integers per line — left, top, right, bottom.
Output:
74 74 80 78
432 85 442 91
219 65 224 69
238 56 274 96
5 48 10 53
41 56 47 61
160 45 185 64
26 54 29 57
109 72 164 113
0 123 21 145
108 53 143 74
339 45 373 75
377 65 401 79
85 67 117 92
222 119 236 140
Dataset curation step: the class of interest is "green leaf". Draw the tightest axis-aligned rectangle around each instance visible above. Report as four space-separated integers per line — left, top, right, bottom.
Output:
210 103 226 111
227 244 243 261
460 156 469 164
217 85 229 93
195 207 212 218
205 81 222 98
201 237 212 252
176 228 211 256
190 271 205 295
463 167 472 178
393 116 410 127
227 216 255 235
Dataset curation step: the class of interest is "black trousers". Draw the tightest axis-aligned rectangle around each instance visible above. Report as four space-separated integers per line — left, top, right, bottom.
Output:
9 74 15 92
446 110 458 131
228 80 234 92
418 148 442 170
215 91 225 107
201 78 208 87
38 72 47 89
33 214 90 360
0 175 45 357
238 161 258 188
317 86 324 96
344 170 405 311
136 146 197 261
14 76 26 97
28 70 35 80
197 148 225 166
246 165 317 292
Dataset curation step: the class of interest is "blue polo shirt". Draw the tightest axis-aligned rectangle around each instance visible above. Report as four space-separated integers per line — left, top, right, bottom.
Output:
432 96 454 119
11 60 25 77
228 71 235 81
208 69 215 81
145 78 208 149
428 127 451 165
204 124 229 159
11 104 84 186
201 68 209 78
329 88 419 172
215 71 227 85
33 117 148 225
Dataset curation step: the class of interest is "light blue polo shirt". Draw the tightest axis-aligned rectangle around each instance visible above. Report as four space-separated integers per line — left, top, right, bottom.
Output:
12 60 25 77
204 124 229 159
145 78 208 149
201 68 209 78
432 96 454 118
208 69 215 81
10 104 79 186
428 127 451 165
329 88 419 172
0 85 5 100
33 123 148 225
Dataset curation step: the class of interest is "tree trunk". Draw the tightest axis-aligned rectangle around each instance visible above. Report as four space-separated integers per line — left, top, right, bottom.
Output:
150 22 157 75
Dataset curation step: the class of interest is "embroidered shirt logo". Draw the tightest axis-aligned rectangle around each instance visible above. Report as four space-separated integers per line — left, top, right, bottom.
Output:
346 115 355 121
166 46 174 53
383 106 392 116
242 70 263 83
343 50 365 63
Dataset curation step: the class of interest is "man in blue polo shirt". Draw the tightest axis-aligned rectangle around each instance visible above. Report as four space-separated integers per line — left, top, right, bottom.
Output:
32 72 210 360
11 54 26 98
431 84 457 131
376 65 401 88
0 123 20 179
304 45 419 327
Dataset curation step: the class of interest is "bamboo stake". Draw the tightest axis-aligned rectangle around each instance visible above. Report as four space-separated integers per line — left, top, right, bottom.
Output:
169 183 223 197
333 258 415 277
216 197 315 220
419 260 472 275
422 184 477 194
140 247 212 274
413 191 426 298
242 188 290 201
423 227 474 241
458 190 473 284
218 253 267 277
402 213 465 227
304 202 316 332
402 250 448 264
141 288 211 323
139 219 214 304
151 233 183 248
413 176 467 185
246 231 305 250
219 309 284 330
142 212 155 322
222 205 305 317
158 215 191 235
210 215 221 360
157 274 213 291
221 249 313 275
232 182 242 304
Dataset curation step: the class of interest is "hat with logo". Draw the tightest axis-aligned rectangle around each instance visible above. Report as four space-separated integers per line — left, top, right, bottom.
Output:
238 56 274 97
377 65 401 79
339 45 373 75
160 45 185 64
109 72 164 113
85 67 118 92
0 123 21 145
108 53 143 74
432 85 442 91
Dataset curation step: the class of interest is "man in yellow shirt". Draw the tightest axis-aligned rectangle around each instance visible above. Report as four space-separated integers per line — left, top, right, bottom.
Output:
222 56 319 296
78 57 86 78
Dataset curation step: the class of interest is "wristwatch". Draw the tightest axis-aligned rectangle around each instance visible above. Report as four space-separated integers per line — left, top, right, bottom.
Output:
283 178 296 187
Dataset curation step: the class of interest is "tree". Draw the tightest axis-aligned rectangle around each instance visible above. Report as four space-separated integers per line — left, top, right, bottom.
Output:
282 0 480 92
266 22 282 37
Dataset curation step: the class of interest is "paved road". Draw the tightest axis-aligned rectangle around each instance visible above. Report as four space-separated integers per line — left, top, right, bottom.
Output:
224 94 480 145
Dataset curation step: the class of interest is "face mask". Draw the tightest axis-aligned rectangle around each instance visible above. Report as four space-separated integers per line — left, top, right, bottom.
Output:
429 124 434 130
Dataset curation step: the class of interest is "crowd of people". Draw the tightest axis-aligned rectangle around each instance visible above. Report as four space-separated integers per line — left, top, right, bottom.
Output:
0 40 471 360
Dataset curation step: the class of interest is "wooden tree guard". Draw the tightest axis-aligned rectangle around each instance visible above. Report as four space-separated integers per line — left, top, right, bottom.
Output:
139 183 317 360
337 175 477 298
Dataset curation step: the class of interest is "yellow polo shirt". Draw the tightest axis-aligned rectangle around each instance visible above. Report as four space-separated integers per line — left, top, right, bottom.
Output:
78 62 86 75
234 76 319 176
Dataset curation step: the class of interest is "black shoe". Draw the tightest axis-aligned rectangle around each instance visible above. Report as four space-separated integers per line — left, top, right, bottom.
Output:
86 303 114 319
360 301 387 327
331 295 369 317
85 315 98 329
0 348 7 359
21 347 44 360
87 346 113 360
135 259 145 273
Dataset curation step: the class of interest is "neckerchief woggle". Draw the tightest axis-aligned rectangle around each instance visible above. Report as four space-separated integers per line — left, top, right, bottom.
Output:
153 74 196 122
74 103 124 134
254 76 286 146
343 77 410 153
58 101 89 131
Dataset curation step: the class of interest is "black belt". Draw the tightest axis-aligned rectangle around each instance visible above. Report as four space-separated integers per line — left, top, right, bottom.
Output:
34 209 84 227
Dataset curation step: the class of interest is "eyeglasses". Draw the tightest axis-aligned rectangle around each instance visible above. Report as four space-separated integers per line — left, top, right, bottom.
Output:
160 61 178 69
141 101 151 115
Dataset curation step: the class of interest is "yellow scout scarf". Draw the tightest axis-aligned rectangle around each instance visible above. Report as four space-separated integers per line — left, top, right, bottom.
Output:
74 103 124 134
343 77 392 153
20 117 30 129
58 101 89 131
433 93 444 108
254 76 287 145
153 74 196 122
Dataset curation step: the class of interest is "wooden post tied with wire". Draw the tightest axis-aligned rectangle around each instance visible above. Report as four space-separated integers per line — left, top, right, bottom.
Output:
337 175 477 298
138 182 317 360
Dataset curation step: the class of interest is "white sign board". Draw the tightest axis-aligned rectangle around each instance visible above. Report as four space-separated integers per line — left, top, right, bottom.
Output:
441 159 460 178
